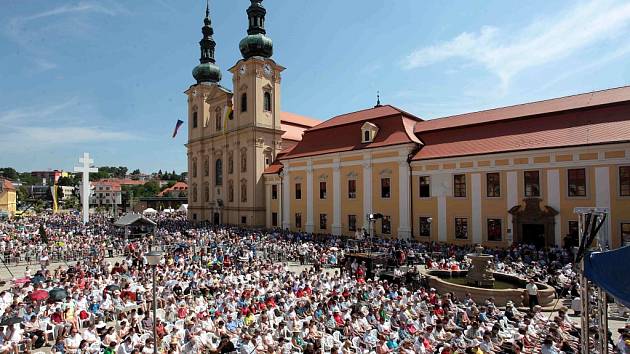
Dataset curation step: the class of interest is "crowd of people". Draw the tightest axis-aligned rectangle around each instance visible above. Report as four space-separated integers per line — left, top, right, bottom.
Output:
0 212 624 354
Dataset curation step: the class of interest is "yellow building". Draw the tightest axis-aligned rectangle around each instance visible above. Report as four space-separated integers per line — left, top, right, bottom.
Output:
185 2 630 248
0 179 17 218
185 1 318 226
263 87 630 249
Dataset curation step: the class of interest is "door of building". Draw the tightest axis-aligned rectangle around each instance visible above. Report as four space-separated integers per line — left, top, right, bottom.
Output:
213 212 220 225
522 224 545 248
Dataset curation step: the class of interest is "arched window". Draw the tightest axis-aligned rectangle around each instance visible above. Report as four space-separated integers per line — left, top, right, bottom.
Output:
241 181 247 202
240 93 247 112
215 159 223 186
241 150 247 173
215 109 222 131
204 158 209 177
192 184 198 202
192 158 198 178
228 152 234 174
228 181 234 202
192 111 198 128
364 130 370 142
264 91 272 112
204 184 210 202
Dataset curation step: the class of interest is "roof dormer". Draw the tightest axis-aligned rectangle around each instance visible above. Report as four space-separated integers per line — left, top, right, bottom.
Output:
361 121 378 143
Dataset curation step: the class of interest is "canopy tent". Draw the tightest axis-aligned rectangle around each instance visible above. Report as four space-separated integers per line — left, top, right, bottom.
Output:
163 208 175 213
584 245 630 308
142 208 158 215
177 204 188 212
114 213 156 239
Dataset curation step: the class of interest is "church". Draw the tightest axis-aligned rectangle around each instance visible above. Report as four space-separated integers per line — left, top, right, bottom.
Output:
186 1 630 248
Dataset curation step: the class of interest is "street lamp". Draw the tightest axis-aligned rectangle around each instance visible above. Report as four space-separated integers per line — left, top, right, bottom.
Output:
145 250 162 354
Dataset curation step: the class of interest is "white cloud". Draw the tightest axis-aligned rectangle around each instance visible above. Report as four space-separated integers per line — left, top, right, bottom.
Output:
402 0 630 88
0 98 136 150
4 1 125 72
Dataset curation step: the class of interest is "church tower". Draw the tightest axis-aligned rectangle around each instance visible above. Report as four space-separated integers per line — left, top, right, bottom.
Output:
186 0 284 226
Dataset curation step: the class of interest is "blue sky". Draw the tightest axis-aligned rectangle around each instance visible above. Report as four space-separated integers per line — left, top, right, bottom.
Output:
2 0 630 173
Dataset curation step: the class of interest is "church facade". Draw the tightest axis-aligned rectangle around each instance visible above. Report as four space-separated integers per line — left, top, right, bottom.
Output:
187 1 630 248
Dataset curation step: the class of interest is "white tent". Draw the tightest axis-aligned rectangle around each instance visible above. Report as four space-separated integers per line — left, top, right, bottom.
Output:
142 208 158 215
163 208 175 213
177 204 188 212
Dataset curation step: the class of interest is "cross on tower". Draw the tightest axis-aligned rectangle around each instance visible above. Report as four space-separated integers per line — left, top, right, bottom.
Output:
73 152 98 224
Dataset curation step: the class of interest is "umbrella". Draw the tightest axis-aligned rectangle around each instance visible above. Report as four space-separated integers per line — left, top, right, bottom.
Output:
30 290 48 301
49 288 68 301
13 277 30 285
0 316 22 326
31 274 45 284
105 284 121 292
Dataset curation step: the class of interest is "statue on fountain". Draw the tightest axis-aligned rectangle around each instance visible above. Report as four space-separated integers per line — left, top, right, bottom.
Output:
466 245 495 288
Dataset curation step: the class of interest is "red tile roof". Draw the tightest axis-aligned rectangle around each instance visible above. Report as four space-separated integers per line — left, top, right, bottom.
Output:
413 103 630 160
415 85 630 133
280 112 321 128
281 107 422 160
158 181 188 196
309 105 421 131
1 179 15 191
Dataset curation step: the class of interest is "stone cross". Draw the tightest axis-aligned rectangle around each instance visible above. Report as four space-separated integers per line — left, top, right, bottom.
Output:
73 152 98 224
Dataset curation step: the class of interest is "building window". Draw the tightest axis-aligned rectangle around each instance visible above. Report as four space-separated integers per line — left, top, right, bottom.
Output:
241 216 247 224
620 166 630 196
192 158 198 178
241 151 247 173
419 217 431 237
381 178 390 198
568 168 586 197
215 110 222 131
271 184 278 200
486 173 500 197
320 181 327 199
320 214 327 230
240 92 247 112
295 183 302 199
348 215 357 232
192 213 197 220
228 181 234 202
215 159 223 186
419 176 430 198
192 184 198 203
454 174 466 198
192 111 198 128
204 184 210 202
272 212 278 227
364 130 370 142
455 218 468 239
524 171 540 197
382 216 391 234
241 182 247 202
348 179 356 199
487 219 502 241
295 213 302 229
228 153 233 174
622 223 630 245
264 91 272 112
204 158 209 177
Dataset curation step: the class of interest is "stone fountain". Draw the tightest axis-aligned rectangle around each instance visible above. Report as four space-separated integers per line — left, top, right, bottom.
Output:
466 245 495 288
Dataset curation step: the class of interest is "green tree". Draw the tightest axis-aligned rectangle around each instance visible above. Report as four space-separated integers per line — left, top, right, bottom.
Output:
0 168 19 180
57 175 77 186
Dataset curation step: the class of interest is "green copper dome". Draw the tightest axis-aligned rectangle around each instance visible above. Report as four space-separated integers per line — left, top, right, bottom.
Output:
193 62 222 84
239 33 273 59
239 0 273 59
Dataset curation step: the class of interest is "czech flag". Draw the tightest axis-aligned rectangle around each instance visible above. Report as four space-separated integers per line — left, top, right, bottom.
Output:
172 119 184 138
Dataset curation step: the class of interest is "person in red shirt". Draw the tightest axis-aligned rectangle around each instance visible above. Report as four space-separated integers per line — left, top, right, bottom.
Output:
333 310 344 328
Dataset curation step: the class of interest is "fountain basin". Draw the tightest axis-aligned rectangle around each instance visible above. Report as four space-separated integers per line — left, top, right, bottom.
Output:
425 270 555 307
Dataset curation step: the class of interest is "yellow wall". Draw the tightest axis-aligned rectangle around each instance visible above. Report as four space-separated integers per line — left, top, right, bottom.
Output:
340 166 363 236
312 167 333 234
0 190 17 217
371 162 399 238
411 174 438 241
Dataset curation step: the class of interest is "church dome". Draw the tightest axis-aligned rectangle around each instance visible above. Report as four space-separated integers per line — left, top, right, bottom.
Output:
239 33 273 59
193 62 222 84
